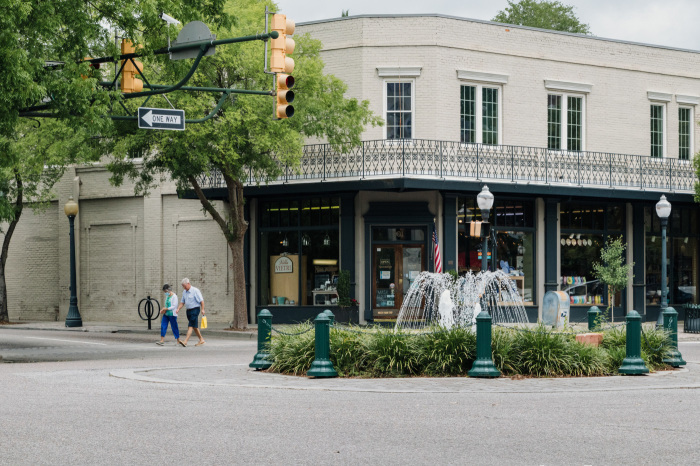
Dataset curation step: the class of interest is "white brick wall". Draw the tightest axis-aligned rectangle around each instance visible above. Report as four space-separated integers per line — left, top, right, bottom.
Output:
298 15 700 157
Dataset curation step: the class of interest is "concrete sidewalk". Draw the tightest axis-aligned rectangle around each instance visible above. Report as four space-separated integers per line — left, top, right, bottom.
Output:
2 320 258 340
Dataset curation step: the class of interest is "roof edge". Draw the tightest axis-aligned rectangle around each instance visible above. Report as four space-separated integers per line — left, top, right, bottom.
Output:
297 14 700 55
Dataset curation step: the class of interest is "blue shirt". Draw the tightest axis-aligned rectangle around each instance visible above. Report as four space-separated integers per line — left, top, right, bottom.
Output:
181 286 204 310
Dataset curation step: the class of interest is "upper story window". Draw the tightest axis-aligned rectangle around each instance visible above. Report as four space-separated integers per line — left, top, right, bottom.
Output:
547 94 584 151
679 107 692 160
460 85 501 145
385 81 413 140
544 81 591 152
650 104 665 158
647 92 672 158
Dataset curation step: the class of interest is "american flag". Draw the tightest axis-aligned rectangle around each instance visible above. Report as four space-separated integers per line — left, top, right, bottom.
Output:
432 223 442 273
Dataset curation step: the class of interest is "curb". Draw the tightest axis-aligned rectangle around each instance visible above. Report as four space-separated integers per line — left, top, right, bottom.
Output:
3 324 258 340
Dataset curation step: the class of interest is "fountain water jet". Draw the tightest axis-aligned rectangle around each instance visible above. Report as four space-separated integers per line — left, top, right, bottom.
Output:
395 270 529 331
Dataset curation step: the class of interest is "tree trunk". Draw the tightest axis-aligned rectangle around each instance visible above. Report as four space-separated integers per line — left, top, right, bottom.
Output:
228 237 247 329
0 170 23 322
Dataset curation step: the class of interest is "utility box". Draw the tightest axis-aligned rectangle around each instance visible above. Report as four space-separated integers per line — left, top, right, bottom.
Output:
542 290 570 328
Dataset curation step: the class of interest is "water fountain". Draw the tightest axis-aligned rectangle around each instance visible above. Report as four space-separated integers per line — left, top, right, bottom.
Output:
395 270 529 331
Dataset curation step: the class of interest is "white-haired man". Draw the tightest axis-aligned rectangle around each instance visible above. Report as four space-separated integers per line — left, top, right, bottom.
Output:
176 278 205 347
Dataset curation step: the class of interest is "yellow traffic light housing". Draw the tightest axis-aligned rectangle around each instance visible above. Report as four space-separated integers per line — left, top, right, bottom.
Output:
270 14 295 119
120 39 144 93
276 73 295 119
270 14 295 74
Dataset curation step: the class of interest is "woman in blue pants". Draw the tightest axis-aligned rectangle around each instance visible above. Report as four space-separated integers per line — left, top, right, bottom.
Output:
157 284 182 346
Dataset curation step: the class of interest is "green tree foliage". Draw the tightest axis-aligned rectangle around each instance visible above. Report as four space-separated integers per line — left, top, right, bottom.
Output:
108 0 382 328
492 0 591 34
592 237 634 320
0 0 231 321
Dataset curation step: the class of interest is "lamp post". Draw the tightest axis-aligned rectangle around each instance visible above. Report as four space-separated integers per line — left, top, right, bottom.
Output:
655 194 671 326
477 185 494 272
64 197 82 327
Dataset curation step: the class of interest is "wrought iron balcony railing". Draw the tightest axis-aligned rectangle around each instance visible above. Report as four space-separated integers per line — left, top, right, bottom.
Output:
198 139 697 194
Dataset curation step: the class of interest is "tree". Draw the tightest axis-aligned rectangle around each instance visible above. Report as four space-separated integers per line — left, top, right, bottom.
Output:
492 0 591 34
592 237 634 322
107 0 382 329
0 0 232 321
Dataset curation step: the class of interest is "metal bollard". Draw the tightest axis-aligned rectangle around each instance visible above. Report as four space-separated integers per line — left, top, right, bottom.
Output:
322 309 335 325
468 310 500 378
619 310 649 375
249 309 273 370
662 307 686 367
588 306 601 331
307 312 338 378
137 295 161 330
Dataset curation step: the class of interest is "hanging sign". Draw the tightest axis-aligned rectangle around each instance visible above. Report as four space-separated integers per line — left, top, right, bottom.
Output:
274 256 293 273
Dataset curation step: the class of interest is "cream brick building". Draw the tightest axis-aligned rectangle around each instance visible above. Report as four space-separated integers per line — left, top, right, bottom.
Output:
4 14 700 325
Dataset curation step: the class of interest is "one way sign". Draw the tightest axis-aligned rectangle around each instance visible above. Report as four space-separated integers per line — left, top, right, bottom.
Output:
138 107 186 131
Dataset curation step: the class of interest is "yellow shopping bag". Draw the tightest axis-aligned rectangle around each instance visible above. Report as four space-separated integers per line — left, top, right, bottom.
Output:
201 315 208 329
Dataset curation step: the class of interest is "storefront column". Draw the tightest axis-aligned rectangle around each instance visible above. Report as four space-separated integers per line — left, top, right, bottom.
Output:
340 193 356 299
632 203 646 320
443 194 458 273
544 199 559 295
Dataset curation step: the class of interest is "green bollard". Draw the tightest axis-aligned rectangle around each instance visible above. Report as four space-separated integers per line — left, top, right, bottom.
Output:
468 310 501 378
249 309 273 370
307 312 338 378
322 309 335 325
662 307 686 367
588 306 601 331
619 310 649 375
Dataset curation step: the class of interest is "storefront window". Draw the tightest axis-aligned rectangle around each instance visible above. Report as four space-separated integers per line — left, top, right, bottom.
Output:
645 205 699 306
458 197 536 304
259 197 340 307
560 201 625 307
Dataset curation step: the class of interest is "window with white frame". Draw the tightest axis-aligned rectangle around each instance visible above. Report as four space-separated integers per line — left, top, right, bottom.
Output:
460 85 500 144
385 81 413 140
679 107 692 160
547 94 584 151
650 104 665 158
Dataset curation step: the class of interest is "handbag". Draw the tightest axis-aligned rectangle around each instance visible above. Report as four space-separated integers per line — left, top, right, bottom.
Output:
201 315 208 329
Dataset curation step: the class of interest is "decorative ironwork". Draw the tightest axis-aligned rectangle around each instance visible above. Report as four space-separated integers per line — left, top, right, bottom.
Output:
196 139 696 193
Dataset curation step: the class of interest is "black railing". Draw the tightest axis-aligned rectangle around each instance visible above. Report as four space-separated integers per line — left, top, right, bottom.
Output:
197 139 697 193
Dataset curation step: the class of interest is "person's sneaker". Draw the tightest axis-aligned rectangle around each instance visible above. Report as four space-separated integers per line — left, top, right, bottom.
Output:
156 341 164 346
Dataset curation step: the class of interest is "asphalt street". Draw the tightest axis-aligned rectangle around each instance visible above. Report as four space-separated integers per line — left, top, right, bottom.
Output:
1 327 700 465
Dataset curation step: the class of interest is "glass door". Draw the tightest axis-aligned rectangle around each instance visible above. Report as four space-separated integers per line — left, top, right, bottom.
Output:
372 244 425 319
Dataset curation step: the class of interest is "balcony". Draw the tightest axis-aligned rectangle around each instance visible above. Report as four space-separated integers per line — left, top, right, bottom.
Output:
197 139 697 194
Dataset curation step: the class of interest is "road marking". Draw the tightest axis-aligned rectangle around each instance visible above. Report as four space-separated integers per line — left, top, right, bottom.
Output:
24 336 107 346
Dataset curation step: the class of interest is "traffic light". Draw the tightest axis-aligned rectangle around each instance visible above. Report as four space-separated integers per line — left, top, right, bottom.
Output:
120 39 143 93
271 14 295 119
276 73 295 119
80 57 100 79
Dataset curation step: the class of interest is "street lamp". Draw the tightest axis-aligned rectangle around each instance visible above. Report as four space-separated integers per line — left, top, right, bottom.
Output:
656 194 671 326
477 185 494 272
64 197 82 327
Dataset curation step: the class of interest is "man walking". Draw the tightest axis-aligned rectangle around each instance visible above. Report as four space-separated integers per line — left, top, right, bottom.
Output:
176 278 206 347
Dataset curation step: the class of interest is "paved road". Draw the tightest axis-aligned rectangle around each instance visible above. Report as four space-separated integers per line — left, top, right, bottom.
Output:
1 328 700 465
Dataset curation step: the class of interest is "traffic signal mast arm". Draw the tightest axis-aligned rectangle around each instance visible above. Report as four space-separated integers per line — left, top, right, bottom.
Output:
18 30 280 118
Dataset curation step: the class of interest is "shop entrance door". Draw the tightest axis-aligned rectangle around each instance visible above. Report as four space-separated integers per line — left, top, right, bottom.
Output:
373 244 425 320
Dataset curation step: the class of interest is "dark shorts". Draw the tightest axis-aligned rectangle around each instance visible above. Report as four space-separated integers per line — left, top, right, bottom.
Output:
186 308 200 328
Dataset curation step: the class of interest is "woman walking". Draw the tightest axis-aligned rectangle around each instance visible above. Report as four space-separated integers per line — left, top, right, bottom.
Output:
157 284 183 346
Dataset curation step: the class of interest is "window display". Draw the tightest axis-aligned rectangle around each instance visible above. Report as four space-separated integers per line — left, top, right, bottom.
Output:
259 197 340 307
458 197 535 304
645 205 698 306
559 201 625 307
